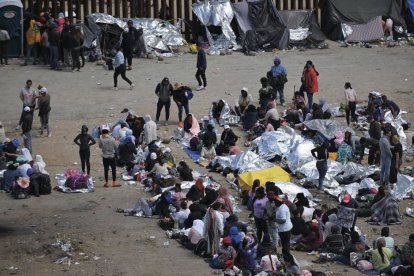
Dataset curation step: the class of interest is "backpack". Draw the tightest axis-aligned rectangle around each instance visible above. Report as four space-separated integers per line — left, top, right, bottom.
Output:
190 136 200 151
12 181 29 199
194 238 208 256
39 174 52 194
185 88 194 100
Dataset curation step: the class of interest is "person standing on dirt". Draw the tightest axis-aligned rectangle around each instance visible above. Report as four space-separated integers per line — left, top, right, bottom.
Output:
21 106 33 153
302 60 319 109
173 82 190 123
155 77 173 125
60 18 73 68
71 26 84 72
17 80 37 130
74 125 96 175
36 86 51 137
121 20 140 71
195 44 207 91
311 141 328 193
270 56 287 107
113 46 134 91
344 82 357 126
98 128 120 188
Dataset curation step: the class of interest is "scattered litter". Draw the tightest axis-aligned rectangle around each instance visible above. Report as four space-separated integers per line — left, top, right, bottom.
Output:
406 207 414 218
109 107 114 110
93 256 100 261
52 239 74 252
75 262 80 265
55 256 71 266
163 241 170 247
149 236 156 239
73 162 78 165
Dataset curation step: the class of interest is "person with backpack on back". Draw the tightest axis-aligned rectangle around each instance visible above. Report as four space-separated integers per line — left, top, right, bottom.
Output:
269 56 288 107
155 77 173 126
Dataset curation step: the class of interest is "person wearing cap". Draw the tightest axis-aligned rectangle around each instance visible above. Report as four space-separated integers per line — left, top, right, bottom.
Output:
155 77 173 125
121 20 141 70
209 235 236 269
36 86 51 137
172 82 191 123
98 129 120 187
195 43 207 91
269 56 288 107
220 125 238 147
0 121 6 144
113 45 135 91
294 219 323 252
21 106 33 153
235 87 253 116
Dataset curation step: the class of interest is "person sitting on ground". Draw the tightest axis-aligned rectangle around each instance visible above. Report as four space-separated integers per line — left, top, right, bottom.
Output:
283 254 301 276
161 147 175 168
1 162 20 191
227 226 243 249
177 160 193 181
228 141 241 155
371 238 393 272
199 140 216 167
336 138 353 164
294 192 310 211
260 247 281 274
241 104 258 131
374 227 394 250
172 183 184 210
294 219 323 252
258 77 275 110
286 91 307 123
310 103 324 120
332 241 365 265
212 100 225 122
220 125 239 146
118 136 137 172
186 178 205 202
290 209 306 243
264 100 280 130
324 213 339 237
238 234 259 275
199 186 218 207
321 225 344 254
183 113 200 139
235 87 254 116
170 200 190 229
17 158 31 178
224 214 247 237
217 187 234 215
145 152 158 172
400 234 414 265
201 124 217 146
381 95 400 118
210 237 237 269
181 219 204 250
148 158 170 179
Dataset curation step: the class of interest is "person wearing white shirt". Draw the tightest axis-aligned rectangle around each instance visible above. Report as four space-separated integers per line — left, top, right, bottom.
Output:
275 196 293 258
344 82 357 126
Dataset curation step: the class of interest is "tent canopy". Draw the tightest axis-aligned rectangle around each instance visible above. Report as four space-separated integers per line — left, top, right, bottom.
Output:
0 0 23 9
238 165 290 191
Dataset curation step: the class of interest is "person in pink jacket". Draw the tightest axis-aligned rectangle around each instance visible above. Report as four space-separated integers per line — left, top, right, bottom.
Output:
303 60 319 109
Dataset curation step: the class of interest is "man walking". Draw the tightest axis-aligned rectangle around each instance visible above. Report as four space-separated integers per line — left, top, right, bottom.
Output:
121 20 141 70
379 130 392 186
113 46 134 91
155 77 173 125
195 44 207 91
21 106 33 153
17 80 37 130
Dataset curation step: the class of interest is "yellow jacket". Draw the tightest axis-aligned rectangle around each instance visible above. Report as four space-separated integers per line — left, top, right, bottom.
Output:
26 19 41 44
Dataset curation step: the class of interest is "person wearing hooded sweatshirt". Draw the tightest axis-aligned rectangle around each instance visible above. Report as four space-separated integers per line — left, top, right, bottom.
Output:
155 77 173 125
36 86 51 137
24 18 41 66
98 129 119 187
143 114 157 144
227 226 243 248
21 106 33 153
47 21 61 70
182 219 204 250
324 213 339 236
242 104 258 131
74 125 96 175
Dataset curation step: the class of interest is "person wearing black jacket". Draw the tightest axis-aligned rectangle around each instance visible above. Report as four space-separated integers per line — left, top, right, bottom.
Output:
202 124 217 145
195 44 207 90
311 141 328 192
155 77 174 125
172 82 190 122
118 138 137 172
121 20 142 70
73 125 96 175
60 18 73 68
21 106 33 153
220 125 238 146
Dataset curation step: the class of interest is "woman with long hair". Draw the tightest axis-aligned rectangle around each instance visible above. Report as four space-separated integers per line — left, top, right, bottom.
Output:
371 237 392 272
73 125 96 175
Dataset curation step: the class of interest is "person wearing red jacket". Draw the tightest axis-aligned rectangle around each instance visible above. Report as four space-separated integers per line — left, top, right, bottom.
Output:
303 60 319 109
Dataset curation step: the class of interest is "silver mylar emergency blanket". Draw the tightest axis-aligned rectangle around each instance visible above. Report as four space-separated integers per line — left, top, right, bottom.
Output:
390 173 414 200
359 178 378 190
324 182 360 201
285 138 316 173
303 119 354 139
273 182 313 203
252 129 294 160
128 18 184 53
342 162 379 181
298 160 344 189
383 110 408 150
192 0 239 54
214 150 273 174
209 100 240 125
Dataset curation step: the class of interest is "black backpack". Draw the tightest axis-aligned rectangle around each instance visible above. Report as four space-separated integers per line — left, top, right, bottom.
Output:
194 238 208 256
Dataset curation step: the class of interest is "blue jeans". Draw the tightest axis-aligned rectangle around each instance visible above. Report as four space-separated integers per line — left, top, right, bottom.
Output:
268 223 279 248
316 160 328 190
23 131 32 153
307 91 314 109
177 102 189 122
49 45 59 69
380 156 391 185
275 86 285 104
25 44 38 64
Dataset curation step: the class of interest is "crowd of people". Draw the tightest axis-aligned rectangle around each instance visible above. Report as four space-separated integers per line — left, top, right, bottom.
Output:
0 9 412 275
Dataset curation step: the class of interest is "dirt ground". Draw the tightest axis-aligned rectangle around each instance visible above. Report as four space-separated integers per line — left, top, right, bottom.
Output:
0 42 414 276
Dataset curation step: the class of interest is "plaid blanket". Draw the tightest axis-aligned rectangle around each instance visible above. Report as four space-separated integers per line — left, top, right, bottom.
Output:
337 206 355 229
370 194 402 225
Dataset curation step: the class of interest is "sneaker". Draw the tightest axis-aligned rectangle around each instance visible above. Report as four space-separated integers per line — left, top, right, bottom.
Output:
114 87 118 91
15 125 20 130
130 83 135 90
134 211 143 217
112 181 121 187
47 133 51 137
282 103 286 107
195 85 204 91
